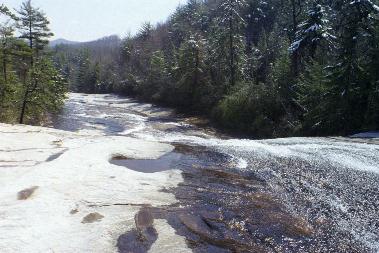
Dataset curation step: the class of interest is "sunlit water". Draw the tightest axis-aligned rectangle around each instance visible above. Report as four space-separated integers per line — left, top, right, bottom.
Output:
53 93 379 253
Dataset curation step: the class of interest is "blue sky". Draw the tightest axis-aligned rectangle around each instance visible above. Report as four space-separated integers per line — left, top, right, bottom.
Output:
2 0 186 42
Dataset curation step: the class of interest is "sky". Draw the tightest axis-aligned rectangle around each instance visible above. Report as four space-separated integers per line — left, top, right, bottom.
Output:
2 0 186 42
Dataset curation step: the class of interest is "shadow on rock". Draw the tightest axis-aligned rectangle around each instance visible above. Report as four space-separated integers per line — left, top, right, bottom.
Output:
117 207 158 253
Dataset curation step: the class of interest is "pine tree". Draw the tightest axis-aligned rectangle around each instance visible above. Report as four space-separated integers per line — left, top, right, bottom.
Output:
213 0 247 89
297 60 330 134
326 0 379 133
364 1 379 129
0 6 25 122
0 4 15 101
17 0 53 62
46 0 379 137
0 4 17 20
16 0 61 124
23 58 67 122
287 0 306 77
137 22 153 41
0 24 13 115
75 49 93 93
0 25 15 83
290 1 334 59
176 35 206 106
145 50 168 101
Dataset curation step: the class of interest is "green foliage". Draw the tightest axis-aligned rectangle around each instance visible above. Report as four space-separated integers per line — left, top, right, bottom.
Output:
0 4 17 20
212 0 247 89
53 36 121 94
290 1 334 60
297 60 331 134
0 72 23 122
173 36 206 107
49 0 379 137
16 0 53 53
364 22 379 129
214 81 286 138
0 1 67 125
75 49 95 93
20 58 68 123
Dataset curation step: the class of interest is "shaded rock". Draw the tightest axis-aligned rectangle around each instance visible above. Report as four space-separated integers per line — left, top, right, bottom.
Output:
112 155 129 160
179 214 212 238
285 218 314 237
81 212 104 224
17 186 39 200
117 229 158 253
117 207 158 253
135 207 154 231
151 123 178 131
46 150 67 162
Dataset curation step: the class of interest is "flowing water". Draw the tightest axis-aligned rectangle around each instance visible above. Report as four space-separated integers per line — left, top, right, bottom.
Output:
53 93 379 253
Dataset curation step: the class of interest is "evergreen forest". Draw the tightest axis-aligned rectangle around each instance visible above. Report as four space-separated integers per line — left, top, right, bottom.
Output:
2 0 379 137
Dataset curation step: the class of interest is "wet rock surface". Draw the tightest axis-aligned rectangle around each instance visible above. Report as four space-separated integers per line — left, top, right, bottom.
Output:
52 93 379 253
143 145 362 253
114 144 368 252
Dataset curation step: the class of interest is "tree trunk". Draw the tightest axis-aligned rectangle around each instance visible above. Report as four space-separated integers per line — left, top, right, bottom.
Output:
290 0 300 77
2 47 7 82
192 47 200 105
19 18 35 124
19 89 29 124
229 17 235 88
29 18 33 66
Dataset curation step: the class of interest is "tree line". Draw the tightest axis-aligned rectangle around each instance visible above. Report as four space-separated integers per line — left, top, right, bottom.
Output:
53 35 120 94
56 0 378 137
0 1 67 124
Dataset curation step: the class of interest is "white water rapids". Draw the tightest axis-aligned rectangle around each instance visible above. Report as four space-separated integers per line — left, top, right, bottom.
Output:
52 93 379 253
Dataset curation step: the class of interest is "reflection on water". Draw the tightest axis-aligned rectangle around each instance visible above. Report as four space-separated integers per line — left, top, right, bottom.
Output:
110 151 185 173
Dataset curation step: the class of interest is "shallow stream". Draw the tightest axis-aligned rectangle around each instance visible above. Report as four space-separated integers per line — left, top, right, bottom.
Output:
53 93 379 253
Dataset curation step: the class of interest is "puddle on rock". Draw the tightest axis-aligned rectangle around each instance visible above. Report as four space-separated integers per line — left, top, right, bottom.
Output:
109 144 201 173
110 152 184 173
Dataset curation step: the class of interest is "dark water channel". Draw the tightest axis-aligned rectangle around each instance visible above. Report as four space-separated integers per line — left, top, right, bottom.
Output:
53 93 379 253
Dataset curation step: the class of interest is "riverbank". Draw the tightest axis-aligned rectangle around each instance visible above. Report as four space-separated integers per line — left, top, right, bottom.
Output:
102 92 379 140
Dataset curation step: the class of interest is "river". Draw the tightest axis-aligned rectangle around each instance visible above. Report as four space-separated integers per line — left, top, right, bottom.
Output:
52 93 379 253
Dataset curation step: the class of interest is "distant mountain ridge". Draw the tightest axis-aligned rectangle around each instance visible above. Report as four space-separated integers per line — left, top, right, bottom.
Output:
49 38 80 47
49 36 121 48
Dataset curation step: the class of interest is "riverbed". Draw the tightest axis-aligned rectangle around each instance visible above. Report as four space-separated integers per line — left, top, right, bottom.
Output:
0 94 360 252
50 93 379 252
